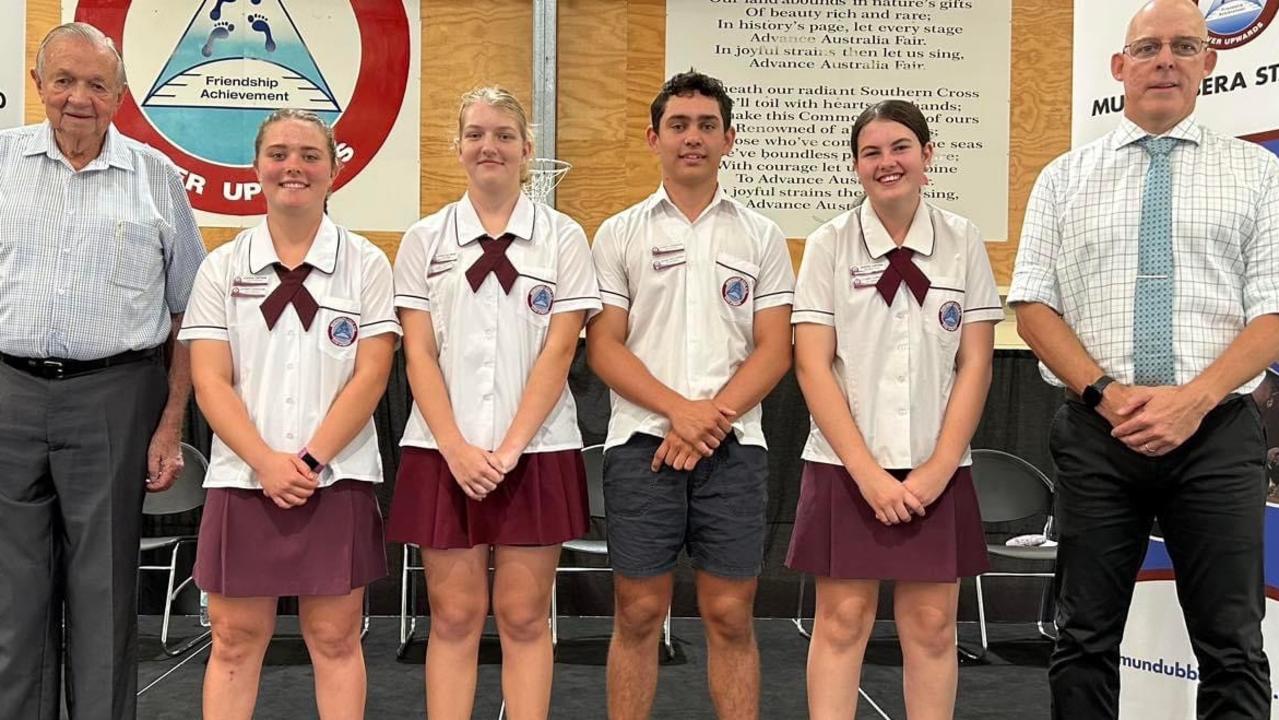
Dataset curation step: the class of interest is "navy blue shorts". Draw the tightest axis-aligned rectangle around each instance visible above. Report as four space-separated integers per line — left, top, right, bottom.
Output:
602 433 769 578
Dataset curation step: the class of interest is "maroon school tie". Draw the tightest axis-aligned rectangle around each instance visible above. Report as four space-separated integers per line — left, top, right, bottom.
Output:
875 247 931 306
465 234 519 294
260 264 319 330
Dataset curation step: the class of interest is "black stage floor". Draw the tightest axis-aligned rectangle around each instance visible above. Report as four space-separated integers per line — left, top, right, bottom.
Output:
135 616 1051 719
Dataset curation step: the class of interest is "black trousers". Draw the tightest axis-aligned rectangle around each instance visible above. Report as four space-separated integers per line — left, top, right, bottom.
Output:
1048 395 1270 720
0 358 167 720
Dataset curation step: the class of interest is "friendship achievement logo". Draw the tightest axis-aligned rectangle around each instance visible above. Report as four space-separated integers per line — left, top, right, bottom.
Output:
1200 0 1278 48
75 0 410 216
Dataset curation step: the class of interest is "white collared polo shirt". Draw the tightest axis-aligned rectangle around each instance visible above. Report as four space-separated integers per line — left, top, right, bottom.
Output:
792 200 1003 469
178 216 401 489
394 192 602 452
591 184 796 451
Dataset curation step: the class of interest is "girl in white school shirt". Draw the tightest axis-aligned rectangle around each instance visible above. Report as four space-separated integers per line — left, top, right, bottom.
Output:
386 87 600 720
786 100 1002 719
180 109 398 719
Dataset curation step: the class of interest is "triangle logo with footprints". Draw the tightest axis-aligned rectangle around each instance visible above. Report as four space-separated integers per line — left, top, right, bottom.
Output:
139 0 342 165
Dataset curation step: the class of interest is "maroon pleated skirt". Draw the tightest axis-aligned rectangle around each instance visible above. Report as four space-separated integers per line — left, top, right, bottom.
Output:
193 479 388 597
387 447 589 549
786 462 990 582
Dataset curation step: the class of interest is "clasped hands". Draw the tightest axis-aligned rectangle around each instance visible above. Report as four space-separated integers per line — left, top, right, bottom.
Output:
1096 382 1211 457
442 442 522 501
649 399 737 472
855 457 952 526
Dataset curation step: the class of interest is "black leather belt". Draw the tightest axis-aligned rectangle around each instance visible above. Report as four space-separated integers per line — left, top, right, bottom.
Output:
0 347 159 379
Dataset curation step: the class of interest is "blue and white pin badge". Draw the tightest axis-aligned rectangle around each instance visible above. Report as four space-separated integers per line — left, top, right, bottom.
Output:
722 276 750 307
1201 0 1277 49
328 316 358 347
938 301 963 332
528 284 554 315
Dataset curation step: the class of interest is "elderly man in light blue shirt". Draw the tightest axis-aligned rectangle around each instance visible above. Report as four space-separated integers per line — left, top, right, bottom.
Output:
0 22 206 720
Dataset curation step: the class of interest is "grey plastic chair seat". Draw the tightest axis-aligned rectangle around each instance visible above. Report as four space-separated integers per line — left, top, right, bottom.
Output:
140 536 180 553
562 538 608 554
987 544 1057 562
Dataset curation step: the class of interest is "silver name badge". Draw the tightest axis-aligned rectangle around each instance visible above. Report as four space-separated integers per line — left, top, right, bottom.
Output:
230 285 269 298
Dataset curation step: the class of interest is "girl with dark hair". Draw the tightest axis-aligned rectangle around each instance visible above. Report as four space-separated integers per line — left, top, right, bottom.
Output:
786 99 1001 719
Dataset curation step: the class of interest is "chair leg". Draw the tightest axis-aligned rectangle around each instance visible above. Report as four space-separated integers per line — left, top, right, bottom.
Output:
160 544 179 652
550 578 559 647
976 575 989 657
361 592 370 641
955 577 983 662
662 606 674 660
398 545 418 658
159 543 210 658
1036 576 1058 641
793 573 811 639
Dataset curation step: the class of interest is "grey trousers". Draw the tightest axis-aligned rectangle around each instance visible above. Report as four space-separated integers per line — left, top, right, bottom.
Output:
0 357 167 720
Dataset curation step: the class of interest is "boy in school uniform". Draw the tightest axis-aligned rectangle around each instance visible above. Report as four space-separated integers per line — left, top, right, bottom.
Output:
586 70 795 720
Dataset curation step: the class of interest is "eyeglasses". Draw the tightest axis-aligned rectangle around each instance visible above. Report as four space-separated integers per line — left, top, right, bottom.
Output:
1122 37 1209 60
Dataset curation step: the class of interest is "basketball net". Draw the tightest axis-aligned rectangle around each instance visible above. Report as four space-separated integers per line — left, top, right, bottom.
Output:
524 158 572 204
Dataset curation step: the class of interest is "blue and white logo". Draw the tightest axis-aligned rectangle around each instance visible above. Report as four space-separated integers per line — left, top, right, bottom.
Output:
938 301 963 332
140 0 342 165
528 284 554 315
1200 0 1276 48
721 276 750 307
328 316 358 347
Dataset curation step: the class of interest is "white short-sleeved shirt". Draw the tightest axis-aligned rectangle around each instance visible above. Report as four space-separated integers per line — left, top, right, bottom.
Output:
591 185 796 450
394 193 601 452
178 217 402 489
792 200 1003 469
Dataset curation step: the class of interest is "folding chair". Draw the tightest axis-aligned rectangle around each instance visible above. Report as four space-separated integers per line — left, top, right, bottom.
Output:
139 442 211 656
965 448 1057 659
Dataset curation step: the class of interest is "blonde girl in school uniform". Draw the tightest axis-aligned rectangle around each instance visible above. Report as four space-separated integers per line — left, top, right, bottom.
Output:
180 109 399 719
386 87 600 720
786 99 1003 720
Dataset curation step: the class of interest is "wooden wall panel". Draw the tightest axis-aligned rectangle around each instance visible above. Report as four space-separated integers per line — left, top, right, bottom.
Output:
622 0 665 213
557 0 629 237
25 0 58 124
556 0 664 240
997 0 1074 285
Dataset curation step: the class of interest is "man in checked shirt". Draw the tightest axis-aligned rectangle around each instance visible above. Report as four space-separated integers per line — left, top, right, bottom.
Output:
0 22 205 720
1009 1 1279 718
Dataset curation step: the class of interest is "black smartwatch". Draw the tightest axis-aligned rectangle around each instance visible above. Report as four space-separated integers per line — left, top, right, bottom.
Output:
1081 375 1116 409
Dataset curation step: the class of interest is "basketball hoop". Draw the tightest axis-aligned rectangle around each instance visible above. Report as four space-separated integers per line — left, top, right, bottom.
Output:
524 158 572 204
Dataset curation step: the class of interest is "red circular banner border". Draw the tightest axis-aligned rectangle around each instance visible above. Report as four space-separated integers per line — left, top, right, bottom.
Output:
75 0 411 215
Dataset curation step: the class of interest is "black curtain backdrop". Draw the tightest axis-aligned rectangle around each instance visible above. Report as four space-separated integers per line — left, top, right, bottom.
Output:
143 345 1063 621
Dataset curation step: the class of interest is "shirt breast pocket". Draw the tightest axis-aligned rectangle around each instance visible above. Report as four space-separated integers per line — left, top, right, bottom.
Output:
922 277 965 350
425 257 459 336
715 252 759 325
111 220 164 291
316 297 361 360
518 266 557 329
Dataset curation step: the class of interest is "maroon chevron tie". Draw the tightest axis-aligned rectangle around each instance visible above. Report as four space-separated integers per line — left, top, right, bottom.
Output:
260 264 319 330
875 248 931 306
465 234 519 294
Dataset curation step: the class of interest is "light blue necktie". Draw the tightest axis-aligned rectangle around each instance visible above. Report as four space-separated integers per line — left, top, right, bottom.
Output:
1132 136 1176 386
